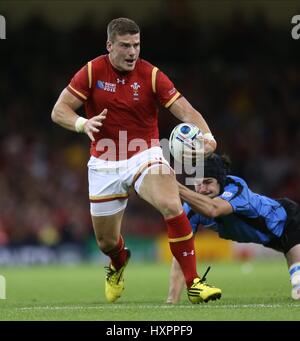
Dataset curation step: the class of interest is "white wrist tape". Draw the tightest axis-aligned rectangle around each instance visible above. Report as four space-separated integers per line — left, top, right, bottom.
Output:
75 116 88 133
203 132 215 141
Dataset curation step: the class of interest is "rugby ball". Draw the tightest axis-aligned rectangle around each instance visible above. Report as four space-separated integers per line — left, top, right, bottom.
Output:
169 123 203 163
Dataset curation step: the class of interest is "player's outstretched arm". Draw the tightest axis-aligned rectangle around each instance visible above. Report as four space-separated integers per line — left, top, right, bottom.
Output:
51 88 107 141
178 181 233 218
166 257 185 304
169 97 217 157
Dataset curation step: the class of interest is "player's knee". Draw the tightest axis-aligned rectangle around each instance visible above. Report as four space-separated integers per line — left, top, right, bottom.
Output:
158 198 182 218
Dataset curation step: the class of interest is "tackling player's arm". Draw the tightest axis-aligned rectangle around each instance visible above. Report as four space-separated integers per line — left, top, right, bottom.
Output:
169 97 217 156
51 88 107 141
166 257 185 304
177 182 233 218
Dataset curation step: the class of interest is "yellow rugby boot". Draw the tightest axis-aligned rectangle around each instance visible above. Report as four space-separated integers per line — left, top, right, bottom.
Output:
187 266 222 304
105 248 131 303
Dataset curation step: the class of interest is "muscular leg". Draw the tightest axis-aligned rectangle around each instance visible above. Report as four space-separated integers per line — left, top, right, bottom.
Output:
138 165 182 218
91 209 125 253
92 209 129 270
138 165 198 287
137 165 222 303
92 209 130 303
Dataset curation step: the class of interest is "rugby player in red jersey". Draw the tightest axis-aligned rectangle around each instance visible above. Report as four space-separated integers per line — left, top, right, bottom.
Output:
51 18 221 304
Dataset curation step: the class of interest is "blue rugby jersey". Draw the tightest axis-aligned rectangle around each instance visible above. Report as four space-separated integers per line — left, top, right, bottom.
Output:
184 175 287 245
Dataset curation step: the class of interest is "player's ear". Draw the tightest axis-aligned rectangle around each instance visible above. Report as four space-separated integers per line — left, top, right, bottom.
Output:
106 40 112 52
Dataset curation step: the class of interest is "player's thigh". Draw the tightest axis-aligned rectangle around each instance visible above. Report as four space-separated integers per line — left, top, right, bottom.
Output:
91 208 125 243
137 164 181 215
88 157 128 243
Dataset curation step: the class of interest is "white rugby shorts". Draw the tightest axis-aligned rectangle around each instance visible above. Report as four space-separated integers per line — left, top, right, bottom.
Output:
88 147 171 216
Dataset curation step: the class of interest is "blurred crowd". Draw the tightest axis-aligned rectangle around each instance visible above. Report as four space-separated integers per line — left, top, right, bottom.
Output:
0 7 300 246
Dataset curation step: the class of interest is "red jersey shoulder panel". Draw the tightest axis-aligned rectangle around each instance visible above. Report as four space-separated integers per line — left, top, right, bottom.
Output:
67 55 107 101
155 69 181 108
67 63 90 101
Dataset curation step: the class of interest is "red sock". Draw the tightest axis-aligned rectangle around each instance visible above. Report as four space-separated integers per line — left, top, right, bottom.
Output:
105 235 128 270
165 211 198 287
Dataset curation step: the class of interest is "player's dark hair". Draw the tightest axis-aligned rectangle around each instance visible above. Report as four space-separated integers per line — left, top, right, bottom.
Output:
204 154 231 193
107 18 140 42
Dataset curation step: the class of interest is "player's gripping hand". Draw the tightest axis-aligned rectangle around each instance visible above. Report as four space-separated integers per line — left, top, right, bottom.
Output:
182 132 217 160
203 134 217 158
83 109 107 141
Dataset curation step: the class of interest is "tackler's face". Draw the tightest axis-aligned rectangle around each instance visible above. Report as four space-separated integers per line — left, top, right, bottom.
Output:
107 33 140 72
194 177 220 198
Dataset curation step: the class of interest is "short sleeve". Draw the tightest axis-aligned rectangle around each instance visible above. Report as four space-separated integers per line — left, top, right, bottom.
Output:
155 70 181 108
219 181 250 214
67 64 90 101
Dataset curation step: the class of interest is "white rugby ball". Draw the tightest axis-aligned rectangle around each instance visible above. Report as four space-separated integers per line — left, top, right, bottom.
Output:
169 123 203 163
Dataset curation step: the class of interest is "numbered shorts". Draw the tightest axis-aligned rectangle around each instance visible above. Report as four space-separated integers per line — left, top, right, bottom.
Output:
88 146 171 216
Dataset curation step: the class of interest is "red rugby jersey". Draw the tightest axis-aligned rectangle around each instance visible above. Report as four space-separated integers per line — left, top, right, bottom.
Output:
67 55 181 160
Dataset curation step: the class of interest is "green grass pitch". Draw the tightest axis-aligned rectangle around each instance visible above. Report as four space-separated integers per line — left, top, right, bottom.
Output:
0 260 299 321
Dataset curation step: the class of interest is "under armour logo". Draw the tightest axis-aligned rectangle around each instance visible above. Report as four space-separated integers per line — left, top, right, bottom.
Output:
117 78 126 84
183 250 195 257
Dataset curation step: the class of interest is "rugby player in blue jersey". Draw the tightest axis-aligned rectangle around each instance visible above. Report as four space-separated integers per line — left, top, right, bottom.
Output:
167 154 300 303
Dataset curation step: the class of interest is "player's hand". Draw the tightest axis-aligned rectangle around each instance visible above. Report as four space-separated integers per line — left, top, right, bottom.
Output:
182 133 204 161
182 133 216 160
83 109 107 141
203 136 217 158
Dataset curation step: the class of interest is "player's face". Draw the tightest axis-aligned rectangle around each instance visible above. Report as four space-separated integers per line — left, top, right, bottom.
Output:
194 178 220 198
107 33 140 72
